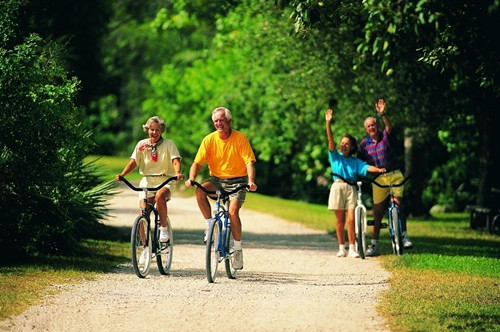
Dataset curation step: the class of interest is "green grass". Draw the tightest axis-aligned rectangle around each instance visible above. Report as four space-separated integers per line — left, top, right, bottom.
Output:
86 155 142 182
2 156 499 331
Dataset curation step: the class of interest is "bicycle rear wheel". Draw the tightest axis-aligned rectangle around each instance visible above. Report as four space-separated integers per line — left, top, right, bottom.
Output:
224 227 237 279
206 219 220 283
355 208 366 259
156 216 174 275
391 208 404 255
131 216 151 278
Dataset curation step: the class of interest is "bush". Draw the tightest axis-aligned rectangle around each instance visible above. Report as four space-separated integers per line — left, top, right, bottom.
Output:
0 0 114 260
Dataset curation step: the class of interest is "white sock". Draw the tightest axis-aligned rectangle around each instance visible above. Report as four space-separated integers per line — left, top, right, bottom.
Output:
205 218 212 227
234 240 242 250
371 239 379 246
338 244 345 251
349 244 355 251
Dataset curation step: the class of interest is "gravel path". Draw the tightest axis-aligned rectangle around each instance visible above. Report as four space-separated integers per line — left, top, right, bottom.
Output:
0 186 390 332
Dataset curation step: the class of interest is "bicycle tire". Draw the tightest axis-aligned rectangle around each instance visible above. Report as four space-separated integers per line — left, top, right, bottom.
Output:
157 216 174 275
131 216 151 278
224 226 237 279
206 219 220 283
391 208 404 255
355 207 366 259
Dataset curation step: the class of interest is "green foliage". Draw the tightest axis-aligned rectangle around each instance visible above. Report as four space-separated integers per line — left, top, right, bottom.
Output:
0 0 114 259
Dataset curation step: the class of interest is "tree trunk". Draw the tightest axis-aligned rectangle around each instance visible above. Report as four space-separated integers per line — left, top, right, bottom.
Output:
404 127 428 217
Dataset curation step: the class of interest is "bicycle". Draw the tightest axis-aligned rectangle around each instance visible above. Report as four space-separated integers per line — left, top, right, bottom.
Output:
372 174 411 256
119 175 178 278
190 180 249 283
331 173 374 259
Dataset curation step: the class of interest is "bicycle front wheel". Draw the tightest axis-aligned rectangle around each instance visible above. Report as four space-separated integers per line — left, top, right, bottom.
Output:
157 216 174 275
391 208 404 255
224 227 237 279
355 208 366 259
131 216 151 278
206 219 220 283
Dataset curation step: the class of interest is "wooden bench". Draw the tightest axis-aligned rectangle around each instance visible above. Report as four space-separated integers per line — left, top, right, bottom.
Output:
466 205 492 230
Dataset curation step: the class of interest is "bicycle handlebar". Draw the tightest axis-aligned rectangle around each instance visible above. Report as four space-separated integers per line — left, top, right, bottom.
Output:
331 173 383 186
118 175 178 192
190 180 249 197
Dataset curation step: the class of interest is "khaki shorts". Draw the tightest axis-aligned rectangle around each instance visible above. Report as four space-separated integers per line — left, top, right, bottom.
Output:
139 176 172 199
208 176 248 204
372 170 404 204
328 182 356 210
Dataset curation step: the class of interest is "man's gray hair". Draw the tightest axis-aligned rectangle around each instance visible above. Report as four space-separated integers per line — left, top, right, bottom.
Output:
211 107 232 122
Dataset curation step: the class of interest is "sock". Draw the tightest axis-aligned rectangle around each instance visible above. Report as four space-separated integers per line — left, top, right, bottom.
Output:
205 218 212 227
234 240 242 250
338 244 345 251
349 244 355 251
371 239 379 246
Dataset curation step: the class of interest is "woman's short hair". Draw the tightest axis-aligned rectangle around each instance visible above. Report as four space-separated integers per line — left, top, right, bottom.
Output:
211 107 232 122
142 116 166 134
342 134 358 155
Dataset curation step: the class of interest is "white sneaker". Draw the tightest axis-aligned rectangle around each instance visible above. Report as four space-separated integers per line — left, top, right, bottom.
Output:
139 249 148 265
348 249 360 258
403 233 413 249
233 250 243 270
336 247 347 257
159 227 169 242
366 244 380 257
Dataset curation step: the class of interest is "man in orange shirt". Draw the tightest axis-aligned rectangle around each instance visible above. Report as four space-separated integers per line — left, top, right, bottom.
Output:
185 107 257 270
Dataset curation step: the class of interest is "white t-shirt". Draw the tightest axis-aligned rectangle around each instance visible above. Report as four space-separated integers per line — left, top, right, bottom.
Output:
131 138 181 177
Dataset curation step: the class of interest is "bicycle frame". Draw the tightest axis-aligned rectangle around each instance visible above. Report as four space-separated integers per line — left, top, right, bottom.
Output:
212 190 231 261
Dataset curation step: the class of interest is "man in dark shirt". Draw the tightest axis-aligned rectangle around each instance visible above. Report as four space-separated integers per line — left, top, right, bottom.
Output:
358 99 413 256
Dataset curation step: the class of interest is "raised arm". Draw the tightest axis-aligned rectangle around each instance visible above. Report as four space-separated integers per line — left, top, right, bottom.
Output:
325 108 335 152
375 98 393 134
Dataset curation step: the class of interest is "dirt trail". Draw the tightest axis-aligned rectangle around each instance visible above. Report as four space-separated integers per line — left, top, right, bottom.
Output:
0 186 390 332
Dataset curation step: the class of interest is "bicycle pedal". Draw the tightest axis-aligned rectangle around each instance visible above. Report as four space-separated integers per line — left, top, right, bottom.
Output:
380 223 388 229
367 220 374 226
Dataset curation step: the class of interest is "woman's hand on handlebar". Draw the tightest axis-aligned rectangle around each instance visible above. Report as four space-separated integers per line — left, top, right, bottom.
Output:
184 179 194 187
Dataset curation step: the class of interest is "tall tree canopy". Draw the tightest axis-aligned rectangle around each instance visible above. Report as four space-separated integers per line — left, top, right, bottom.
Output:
285 0 500 210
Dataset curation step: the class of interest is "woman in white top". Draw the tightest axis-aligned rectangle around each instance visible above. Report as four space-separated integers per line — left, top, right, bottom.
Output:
116 116 184 242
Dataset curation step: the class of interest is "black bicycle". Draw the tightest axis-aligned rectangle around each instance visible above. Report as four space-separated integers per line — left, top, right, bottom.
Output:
119 175 178 278
190 181 249 283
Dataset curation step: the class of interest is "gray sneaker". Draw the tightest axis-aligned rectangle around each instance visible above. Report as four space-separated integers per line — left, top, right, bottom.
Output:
366 244 380 257
403 234 413 249
233 250 243 270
